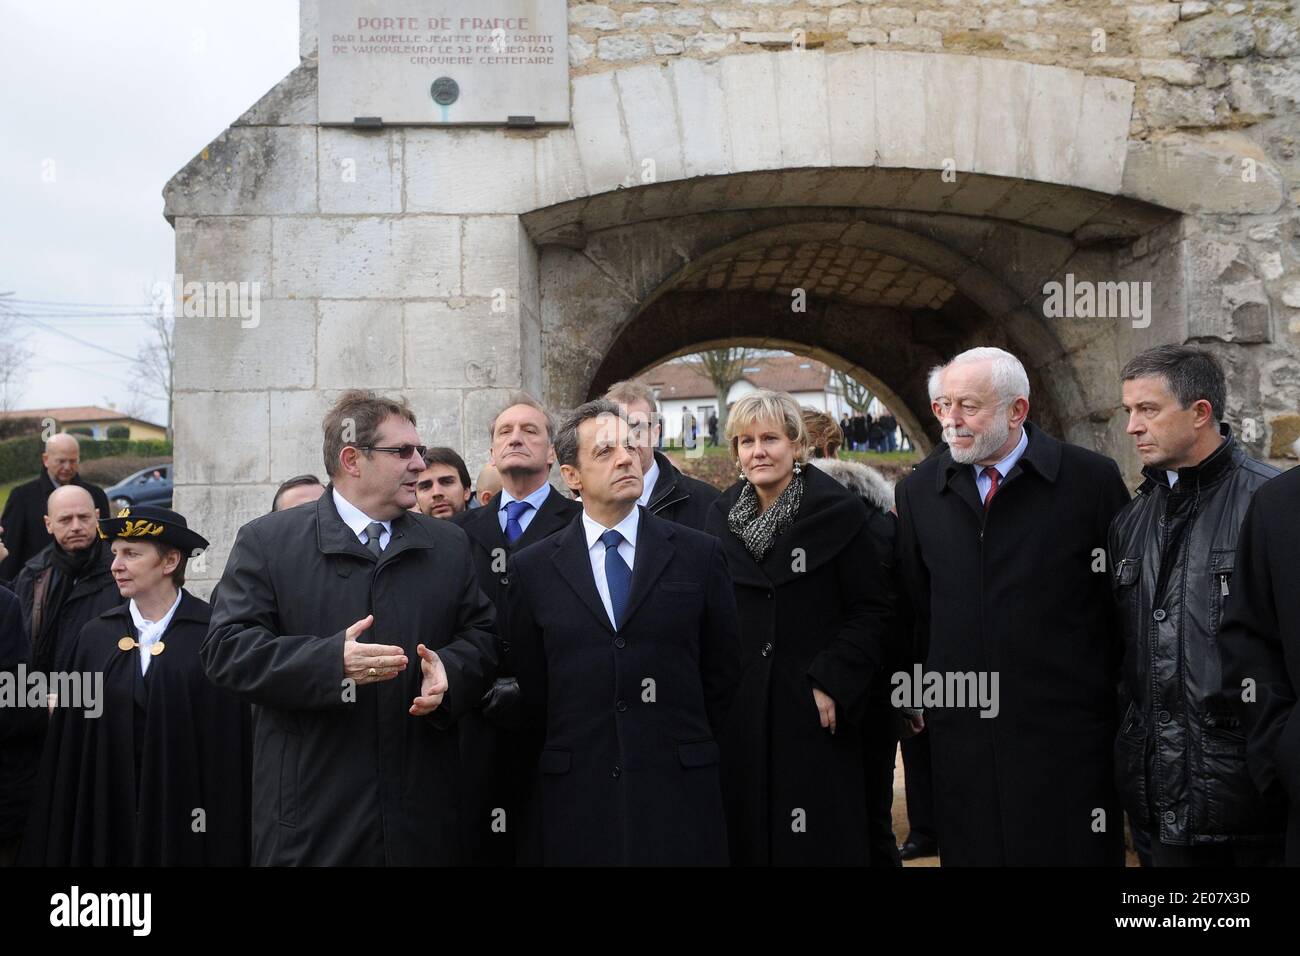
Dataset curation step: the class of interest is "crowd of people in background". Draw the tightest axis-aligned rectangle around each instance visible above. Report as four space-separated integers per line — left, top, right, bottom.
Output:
1 341 1299 868
839 410 900 453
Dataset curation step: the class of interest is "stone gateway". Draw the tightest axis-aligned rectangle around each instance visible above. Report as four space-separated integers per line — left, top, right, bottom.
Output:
165 0 1300 593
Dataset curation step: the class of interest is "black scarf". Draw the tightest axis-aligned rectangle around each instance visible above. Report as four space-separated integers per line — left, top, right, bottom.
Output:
726 471 805 563
33 535 104 672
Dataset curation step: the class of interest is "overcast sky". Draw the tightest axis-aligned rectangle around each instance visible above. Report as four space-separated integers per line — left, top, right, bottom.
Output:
0 0 299 424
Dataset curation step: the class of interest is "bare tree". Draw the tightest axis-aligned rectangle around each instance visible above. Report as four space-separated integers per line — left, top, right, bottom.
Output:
833 370 874 415
693 347 753 434
0 294 33 414
132 309 175 439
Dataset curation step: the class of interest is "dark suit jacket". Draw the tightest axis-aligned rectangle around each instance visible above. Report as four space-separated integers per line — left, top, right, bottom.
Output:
449 484 580 865
0 472 111 583
452 485 582 644
645 451 721 531
507 507 741 865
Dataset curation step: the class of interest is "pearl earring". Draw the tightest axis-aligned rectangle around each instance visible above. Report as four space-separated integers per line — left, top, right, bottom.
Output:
793 462 803 476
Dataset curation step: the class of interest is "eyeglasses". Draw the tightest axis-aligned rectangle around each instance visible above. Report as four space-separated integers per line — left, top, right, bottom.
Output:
356 444 428 461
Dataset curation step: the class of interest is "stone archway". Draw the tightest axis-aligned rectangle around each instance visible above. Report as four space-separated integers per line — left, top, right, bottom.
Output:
507 48 1198 471
525 180 1176 463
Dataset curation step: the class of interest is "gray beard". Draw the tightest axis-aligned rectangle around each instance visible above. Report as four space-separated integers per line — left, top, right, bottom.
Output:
946 417 1011 465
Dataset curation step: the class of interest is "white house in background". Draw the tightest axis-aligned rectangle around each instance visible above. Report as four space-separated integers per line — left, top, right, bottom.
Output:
637 355 885 445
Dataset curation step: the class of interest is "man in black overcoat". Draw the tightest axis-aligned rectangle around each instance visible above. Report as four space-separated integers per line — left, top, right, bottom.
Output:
507 401 741 865
14 486 120 674
0 433 111 582
7 486 120 851
203 390 498 865
893 347 1130 865
451 394 580 865
1219 463 1300 864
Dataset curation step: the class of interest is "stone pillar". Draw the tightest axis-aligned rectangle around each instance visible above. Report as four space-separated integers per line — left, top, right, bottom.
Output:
165 66 541 595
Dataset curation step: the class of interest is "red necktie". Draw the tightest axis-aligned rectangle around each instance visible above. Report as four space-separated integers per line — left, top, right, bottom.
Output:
982 467 1001 510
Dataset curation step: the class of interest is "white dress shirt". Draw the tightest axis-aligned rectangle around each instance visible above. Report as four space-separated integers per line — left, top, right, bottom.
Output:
332 488 391 551
974 426 1029 502
498 481 553 537
636 456 660 509
129 588 183 675
581 507 639 629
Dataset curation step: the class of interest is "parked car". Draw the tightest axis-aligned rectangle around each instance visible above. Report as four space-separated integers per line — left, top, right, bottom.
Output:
106 464 173 511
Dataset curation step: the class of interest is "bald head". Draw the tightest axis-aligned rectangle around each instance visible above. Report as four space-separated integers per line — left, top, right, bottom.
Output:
45 485 99 553
475 463 502 507
43 433 81 485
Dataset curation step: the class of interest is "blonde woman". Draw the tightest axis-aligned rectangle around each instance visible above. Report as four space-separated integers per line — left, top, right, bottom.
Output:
705 390 894 866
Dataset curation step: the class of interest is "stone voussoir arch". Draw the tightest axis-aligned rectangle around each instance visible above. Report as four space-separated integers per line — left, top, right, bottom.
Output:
540 210 1112 448
532 47 1137 220
523 47 1193 460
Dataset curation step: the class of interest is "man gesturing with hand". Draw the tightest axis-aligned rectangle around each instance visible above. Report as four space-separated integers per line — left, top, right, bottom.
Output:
341 614 407 683
203 391 498 866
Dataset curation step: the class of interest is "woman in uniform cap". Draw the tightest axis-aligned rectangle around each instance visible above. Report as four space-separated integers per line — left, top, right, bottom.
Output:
21 506 250 866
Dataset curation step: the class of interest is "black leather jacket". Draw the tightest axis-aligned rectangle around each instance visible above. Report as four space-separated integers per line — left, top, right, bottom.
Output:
1109 425 1286 845
644 451 720 531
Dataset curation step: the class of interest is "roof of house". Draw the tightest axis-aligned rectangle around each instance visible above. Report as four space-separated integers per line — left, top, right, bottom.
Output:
638 355 833 400
0 405 163 428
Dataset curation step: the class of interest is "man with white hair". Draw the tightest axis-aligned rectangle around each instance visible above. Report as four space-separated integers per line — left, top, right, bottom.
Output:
0 433 111 583
893 346 1130 865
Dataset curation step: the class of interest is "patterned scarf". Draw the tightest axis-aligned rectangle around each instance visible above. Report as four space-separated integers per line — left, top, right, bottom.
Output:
727 471 804 563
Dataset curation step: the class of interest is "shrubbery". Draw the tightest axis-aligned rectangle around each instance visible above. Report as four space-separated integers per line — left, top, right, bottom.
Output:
0 435 174 485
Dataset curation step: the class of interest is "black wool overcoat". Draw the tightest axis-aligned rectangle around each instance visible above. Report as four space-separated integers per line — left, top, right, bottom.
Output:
892 423 1130 865
507 508 741 866
706 465 894 866
203 487 498 866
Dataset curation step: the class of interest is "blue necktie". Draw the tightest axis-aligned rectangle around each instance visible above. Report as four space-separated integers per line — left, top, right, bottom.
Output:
504 500 532 545
600 529 632 630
